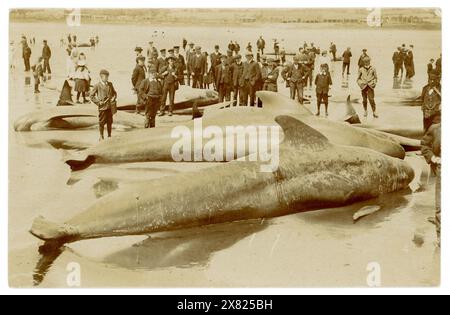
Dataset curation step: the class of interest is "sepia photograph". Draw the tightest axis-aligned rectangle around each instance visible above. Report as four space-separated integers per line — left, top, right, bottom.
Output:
6 4 444 291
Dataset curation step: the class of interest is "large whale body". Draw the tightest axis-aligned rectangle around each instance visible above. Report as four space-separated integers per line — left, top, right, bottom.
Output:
63 92 407 170
30 116 414 243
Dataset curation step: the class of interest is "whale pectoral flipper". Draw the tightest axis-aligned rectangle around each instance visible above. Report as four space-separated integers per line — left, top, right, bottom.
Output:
275 115 329 151
30 216 77 242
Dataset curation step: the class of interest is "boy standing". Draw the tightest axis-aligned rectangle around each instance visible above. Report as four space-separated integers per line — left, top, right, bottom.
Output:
90 70 117 140
315 65 332 116
139 71 162 128
31 57 44 94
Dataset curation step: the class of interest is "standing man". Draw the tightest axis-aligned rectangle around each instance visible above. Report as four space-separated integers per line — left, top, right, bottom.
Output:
192 46 207 89
240 52 261 107
261 58 279 92
392 47 404 78
215 55 232 102
157 49 168 73
90 69 118 141
42 40 52 75
307 49 317 88
427 59 435 81
131 56 147 114
210 45 222 90
282 56 307 104
358 49 369 69
139 70 162 128
173 46 186 85
421 123 441 248
147 41 158 60
22 42 32 72
135 47 144 63
342 47 352 76
232 55 245 106
357 57 378 118
315 64 333 117
405 45 415 79
420 73 441 132
186 42 196 87
159 56 178 117
329 42 337 61
257 36 266 55
435 54 442 78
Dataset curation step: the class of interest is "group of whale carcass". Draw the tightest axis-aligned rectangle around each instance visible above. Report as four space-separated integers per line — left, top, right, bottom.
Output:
14 90 421 244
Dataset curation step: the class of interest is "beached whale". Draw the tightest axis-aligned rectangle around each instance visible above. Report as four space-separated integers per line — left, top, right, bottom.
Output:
13 107 144 131
30 116 415 243
63 92 406 171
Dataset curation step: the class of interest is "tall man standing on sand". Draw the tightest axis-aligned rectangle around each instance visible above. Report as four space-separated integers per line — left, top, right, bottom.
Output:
192 46 207 89
22 41 32 72
159 56 179 117
357 57 379 118
232 54 245 106
173 46 186 85
241 52 261 107
342 47 352 76
392 47 404 78
42 40 52 76
282 55 307 105
131 56 147 114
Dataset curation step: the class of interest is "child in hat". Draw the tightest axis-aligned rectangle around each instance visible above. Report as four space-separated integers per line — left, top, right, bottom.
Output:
139 70 162 128
74 60 90 103
90 70 118 140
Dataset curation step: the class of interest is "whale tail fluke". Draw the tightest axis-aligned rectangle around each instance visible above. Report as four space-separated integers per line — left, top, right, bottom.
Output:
30 216 75 242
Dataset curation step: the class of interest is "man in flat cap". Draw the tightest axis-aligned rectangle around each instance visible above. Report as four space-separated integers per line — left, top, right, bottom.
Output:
42 40 52 75
90 69 117 140
192 46 207 89
186 42 196 86
209 45 222 90
232 54 245 106
281 55 307 104
173 46 186 85
240 52 261 106
132 56 147 114
139 70 162 128
215 55 232 102
392 47 404 78
159 56 179 116
357 57 378 118
157 49 168 73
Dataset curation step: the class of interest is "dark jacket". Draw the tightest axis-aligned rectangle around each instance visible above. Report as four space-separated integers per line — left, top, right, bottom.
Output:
282 64 307 84
159 64 179 87
232 62 245 87
156 57 168 73
241 60 261 86
131 64 147 90
342 50 352 63
174 54 186 80
215 64 232 87
421 123 441 173
210 52 222 72
421 84 441 118
90 81 117 111
192 53 207 74
392 51 403 64
261 67 279 91
315 72 332 94
23 45 31 59
138 79 162 99
42 45 51 59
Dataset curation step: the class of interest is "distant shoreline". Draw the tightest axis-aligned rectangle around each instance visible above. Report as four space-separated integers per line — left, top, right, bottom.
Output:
9 18 441 31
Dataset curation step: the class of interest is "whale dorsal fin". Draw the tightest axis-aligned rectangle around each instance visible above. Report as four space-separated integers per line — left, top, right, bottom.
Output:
343 95 361 124
256 91 312 116
275 115 329 151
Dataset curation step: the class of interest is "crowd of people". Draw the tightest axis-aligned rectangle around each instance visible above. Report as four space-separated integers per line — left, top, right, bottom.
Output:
11 31 442 247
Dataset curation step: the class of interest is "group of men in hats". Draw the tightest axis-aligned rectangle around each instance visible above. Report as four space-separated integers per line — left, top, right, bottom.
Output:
392 44 416 79
132 43 187 127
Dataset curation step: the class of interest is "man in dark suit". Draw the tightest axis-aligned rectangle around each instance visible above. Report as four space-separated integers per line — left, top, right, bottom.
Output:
232 55 245 106
156 49 168 73
392 47 404 78
215 55 232 102
209 45 222 90
240 52 261 107
159 56 179 116
131 56 147 114
139 70 162 128
22 42 32 72
342 47 352 76
173 46 186 85
281 56 307 104
42 40 52 74
192 46 207 89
